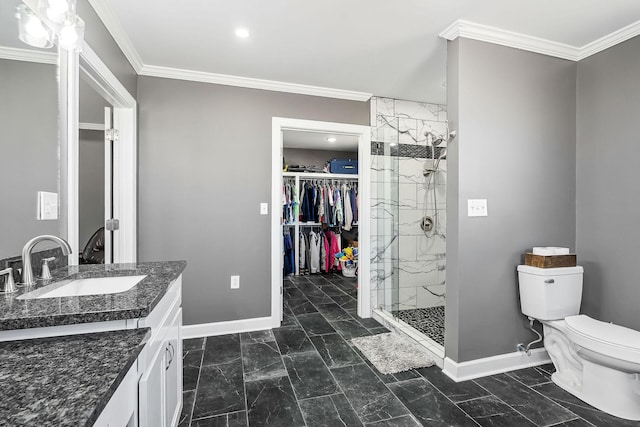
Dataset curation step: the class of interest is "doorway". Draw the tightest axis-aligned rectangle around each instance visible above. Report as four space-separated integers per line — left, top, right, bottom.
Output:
270 118 372 327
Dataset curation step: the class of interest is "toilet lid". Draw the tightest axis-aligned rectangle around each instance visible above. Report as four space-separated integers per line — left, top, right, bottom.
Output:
565 315 640 350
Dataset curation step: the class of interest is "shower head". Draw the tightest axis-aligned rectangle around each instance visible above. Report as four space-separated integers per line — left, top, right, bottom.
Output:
424 130 445 146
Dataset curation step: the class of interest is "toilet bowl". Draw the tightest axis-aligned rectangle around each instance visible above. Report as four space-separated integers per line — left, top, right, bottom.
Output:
518 265 640 421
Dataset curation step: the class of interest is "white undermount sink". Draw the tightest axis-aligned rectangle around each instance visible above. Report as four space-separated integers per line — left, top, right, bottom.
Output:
17 275 147 299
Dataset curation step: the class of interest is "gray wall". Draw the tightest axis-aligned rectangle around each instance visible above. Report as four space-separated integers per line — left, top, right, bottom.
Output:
576 36 640 331
137 77 369 325
284 148 358 170
0 59 59 259
446 39 577 362
78 0 137 97
79 130 105 248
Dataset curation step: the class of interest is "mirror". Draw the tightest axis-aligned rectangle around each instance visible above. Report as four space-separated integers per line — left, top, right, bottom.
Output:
0 0 60 260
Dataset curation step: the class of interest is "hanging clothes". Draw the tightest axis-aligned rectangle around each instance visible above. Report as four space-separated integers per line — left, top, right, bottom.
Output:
309 231 321 273
299 232 307 271
283 231 295 275
343 183 353 231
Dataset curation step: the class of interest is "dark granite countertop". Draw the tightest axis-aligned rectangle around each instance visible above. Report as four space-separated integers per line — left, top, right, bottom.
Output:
0 328 149 426
0 261 186 331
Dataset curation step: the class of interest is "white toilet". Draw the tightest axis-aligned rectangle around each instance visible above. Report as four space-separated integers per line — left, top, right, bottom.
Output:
517 265 640 421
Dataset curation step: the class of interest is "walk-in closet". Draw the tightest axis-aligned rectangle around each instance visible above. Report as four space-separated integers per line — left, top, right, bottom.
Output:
281 131 360 287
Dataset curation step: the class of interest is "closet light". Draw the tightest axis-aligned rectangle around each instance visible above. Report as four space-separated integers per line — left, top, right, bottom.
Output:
235 28 250 38
326 137 337 143
16 5 54 48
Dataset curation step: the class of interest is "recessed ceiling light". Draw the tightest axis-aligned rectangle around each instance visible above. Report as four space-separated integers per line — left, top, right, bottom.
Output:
326 137 337 143
235 28 250 38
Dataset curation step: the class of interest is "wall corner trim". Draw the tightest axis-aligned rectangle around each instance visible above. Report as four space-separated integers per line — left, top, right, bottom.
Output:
0 46 57 64
439 20 580 61
440 19 640 62
578 19 640 60
139 65 372 102
87 0 144 73
442 348 551 382
181 316 278 339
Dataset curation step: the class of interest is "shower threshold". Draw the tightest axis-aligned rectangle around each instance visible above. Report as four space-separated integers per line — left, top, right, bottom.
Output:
372 308 445 368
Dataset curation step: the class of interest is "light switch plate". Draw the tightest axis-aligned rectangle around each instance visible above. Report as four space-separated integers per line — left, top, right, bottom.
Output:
230 275 240 289
37 191 58 220
260 203 268 215
468 199 488 217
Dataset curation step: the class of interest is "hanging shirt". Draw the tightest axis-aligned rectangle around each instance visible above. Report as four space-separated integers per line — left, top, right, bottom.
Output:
299 232 306 270
343 184 353 231
309 231 321 273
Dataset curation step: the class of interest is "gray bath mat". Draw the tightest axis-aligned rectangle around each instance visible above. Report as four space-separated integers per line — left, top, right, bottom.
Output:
351 332 434 374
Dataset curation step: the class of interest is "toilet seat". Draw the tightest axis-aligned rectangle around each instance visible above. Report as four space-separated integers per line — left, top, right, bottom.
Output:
564 315 640 364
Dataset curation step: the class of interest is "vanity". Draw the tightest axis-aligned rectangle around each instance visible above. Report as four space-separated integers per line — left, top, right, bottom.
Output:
0 260 186 426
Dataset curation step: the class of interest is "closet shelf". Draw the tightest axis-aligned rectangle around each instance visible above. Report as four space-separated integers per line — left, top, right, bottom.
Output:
283 172 358 180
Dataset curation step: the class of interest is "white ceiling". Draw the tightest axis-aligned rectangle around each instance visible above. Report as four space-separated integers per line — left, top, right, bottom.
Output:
99 0 640 104
3 1 640 104
283 130 359 152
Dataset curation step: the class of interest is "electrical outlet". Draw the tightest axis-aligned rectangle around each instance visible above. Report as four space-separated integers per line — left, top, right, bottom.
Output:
230 275 240 289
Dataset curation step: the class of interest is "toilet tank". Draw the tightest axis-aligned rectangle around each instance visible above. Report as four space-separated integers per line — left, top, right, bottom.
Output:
517 265 584 320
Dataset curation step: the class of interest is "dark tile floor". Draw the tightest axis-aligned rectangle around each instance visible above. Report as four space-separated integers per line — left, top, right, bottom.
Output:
179 273 637 427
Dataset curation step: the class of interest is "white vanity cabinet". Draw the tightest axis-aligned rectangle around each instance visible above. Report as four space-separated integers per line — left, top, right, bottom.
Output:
138 276 183 427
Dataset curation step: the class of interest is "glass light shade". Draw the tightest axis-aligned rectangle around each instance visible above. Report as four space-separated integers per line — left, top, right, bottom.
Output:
16 5 54 49
38 0 74 25
58 15 85 51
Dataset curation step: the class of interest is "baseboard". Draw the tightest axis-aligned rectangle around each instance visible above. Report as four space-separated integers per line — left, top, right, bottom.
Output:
443 348 551 382
182 316 276 339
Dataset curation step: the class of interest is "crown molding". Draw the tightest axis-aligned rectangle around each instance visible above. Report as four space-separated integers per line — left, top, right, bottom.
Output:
140 65 372 102
578 19 640 60
0 46 57 64
440 20 580 61
87 0 144 73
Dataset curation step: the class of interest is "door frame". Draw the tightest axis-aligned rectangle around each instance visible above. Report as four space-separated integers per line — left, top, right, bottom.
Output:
60 42 137 264
270 117 372 327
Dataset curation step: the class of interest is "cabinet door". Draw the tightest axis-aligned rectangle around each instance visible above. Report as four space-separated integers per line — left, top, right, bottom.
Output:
164 308 183 427
139 345 165 427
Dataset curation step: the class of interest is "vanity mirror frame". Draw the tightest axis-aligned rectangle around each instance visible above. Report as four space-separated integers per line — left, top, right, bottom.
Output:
60 42 137 265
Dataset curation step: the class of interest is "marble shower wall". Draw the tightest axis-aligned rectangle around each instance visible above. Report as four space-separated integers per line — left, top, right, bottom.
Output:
369 97 448 313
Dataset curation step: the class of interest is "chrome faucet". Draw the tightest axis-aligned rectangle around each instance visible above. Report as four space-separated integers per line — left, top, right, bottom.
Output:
21 235 72 286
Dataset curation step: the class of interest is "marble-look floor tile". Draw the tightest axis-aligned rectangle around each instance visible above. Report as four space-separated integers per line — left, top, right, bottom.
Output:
183 337 205 352
310 333 361 368
305 291 336 306
331 363 410 423
319 285 349 297
387 378 477 426
296 312 336 336
239 330 274 344
183 349 203 391
241 341 287 382
288 299 319 315
178 390 195 427
417 366 489 403
532 382 640 427
457 395 537 427
364 414 421 426
315 303 353 321
355 316 385 330
299 393 363 427
331 294 358 311
191 410 248 426
273 327 315 355
281 305 298 328
245 376 305 427
475 374 576 426
193 360 245 419
506 366 552 386
283 351 339 399
202 334 241 366
331 318 371 339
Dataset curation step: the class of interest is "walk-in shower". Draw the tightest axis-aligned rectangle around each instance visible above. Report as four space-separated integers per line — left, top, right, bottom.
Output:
370 96 452 355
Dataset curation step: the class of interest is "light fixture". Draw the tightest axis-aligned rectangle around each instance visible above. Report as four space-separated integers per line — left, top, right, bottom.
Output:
16 0 85 51
235 28 250 38
326 137 337 143
16 4 54 48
